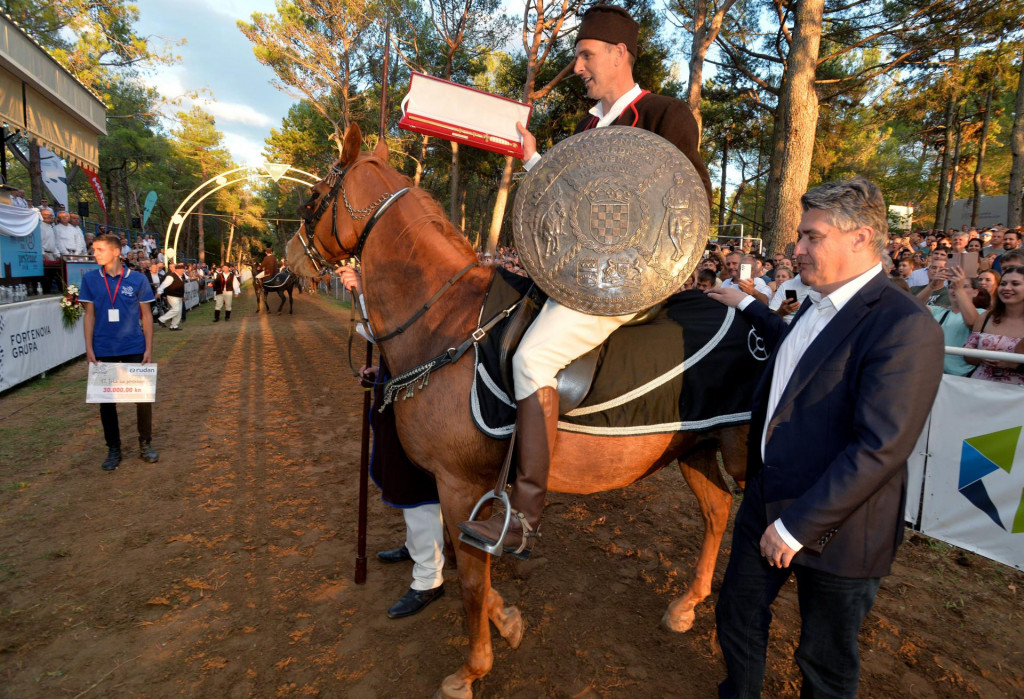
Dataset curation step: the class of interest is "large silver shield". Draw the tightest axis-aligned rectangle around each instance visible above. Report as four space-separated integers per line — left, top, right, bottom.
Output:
512 126 710 316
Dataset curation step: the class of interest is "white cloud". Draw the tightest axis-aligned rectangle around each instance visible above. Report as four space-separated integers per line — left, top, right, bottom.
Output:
200 100 275 128
189 0 278 20
221 131 267 167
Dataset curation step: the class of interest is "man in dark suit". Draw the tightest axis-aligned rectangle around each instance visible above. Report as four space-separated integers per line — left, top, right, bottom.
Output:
706 177 944 698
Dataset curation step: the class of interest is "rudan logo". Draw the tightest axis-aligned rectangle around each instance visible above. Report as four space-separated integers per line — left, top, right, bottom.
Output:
958 426 1024 533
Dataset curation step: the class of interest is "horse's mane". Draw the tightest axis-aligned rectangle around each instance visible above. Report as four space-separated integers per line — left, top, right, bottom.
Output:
364 155 478 260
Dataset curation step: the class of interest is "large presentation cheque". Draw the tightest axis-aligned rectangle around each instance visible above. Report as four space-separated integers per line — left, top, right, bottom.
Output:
399 72 532 159
86 363 158 403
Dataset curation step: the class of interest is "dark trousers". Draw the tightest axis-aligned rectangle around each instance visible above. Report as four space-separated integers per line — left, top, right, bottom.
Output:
96 354 152 448
716 477 881 699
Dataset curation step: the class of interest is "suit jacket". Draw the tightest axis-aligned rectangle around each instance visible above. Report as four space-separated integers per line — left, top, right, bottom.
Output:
573 92 712 206
740 270 943 578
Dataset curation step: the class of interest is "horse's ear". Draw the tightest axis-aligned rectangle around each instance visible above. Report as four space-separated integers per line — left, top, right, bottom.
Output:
340 123 363 164
373 136 389 160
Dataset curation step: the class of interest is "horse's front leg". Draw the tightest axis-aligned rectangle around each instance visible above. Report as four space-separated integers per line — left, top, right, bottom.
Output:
663 438 733 633
434 482 499 699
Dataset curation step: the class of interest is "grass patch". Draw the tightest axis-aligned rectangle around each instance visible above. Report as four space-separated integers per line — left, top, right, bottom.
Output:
4 481 31 491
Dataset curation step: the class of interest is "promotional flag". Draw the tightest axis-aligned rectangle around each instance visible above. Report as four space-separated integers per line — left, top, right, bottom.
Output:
142 191 158 228
38 146 68 209
81 166 108 222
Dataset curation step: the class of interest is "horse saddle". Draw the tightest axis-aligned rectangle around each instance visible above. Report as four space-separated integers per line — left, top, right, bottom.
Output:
497 283 661 414
262 270 294 290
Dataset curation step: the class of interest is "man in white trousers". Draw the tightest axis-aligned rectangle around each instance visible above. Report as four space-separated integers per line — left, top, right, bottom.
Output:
340 265 446 619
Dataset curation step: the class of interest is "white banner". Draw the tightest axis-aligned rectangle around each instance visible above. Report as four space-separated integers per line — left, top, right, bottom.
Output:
86 362 157 403
184 281 199 309
0 297 85 392
918 376 1024 571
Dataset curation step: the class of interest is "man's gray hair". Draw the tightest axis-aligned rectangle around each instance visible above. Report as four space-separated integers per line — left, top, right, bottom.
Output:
800 177 888 254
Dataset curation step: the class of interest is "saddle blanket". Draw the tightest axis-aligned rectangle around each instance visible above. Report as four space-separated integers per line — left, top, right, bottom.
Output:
471 273 768 439
262 270 295 290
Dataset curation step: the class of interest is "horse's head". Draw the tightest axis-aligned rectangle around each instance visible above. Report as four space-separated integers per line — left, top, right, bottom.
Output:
287 122 396 278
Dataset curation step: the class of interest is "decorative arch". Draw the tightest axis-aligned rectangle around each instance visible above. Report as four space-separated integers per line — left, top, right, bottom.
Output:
163 163 320 264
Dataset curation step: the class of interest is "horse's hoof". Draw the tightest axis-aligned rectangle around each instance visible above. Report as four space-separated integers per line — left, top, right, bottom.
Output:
499 606 525 649
434 673 473 699
661 607 695 633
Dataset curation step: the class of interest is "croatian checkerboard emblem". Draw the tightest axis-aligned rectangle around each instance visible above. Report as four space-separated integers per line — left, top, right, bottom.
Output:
513 126 710 316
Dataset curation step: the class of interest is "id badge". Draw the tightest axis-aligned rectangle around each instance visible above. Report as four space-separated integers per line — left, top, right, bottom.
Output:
108 308 120 322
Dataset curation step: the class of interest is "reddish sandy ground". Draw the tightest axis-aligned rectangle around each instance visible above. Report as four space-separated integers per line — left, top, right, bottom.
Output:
0 289 1021 698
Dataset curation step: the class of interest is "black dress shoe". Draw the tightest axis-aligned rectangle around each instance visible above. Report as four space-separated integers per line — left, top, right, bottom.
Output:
387 585 444 619
377 544 411 564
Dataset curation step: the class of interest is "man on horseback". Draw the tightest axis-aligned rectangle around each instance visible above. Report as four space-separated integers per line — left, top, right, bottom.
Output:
257 247 277 280
459 5 712 558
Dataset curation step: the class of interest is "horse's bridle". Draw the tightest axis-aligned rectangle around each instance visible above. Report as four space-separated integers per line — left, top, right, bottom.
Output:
299 158 411 274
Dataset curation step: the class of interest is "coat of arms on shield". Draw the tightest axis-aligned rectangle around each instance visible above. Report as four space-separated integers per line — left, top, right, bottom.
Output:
590 199 629 247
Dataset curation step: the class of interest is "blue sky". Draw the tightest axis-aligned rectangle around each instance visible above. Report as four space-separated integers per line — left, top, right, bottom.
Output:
133 0 296 166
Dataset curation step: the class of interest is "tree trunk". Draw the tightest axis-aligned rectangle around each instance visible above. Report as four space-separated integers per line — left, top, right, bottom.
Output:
1009 52 1024 228
449 141 460 222
197 200 206 264
726 181 748 226
934 48 960 229
486 156 515 254
943 121 962 231
761 0 824 257
971 84 993 228
28 141 43 207
226 218 236 263
687 25 708 136
414 134 428 187
718 135 729 228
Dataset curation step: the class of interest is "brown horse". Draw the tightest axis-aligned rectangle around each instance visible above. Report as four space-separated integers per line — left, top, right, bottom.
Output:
286 124 747 698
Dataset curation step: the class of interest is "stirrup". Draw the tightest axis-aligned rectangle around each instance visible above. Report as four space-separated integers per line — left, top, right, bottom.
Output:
458 489 514 557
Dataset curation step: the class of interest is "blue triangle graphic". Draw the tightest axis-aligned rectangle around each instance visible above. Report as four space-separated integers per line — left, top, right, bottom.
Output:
959 442 999 490
959 480 1005 531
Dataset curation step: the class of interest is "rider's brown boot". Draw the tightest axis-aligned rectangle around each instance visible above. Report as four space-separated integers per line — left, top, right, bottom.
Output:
459 386 558 559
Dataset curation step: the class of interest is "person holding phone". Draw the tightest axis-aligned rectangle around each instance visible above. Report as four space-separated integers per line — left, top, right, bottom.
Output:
912 257 952 308
721 252 771 304
768 266 811 323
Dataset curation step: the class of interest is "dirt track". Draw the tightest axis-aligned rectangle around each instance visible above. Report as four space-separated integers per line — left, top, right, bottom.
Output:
1 289 1022 698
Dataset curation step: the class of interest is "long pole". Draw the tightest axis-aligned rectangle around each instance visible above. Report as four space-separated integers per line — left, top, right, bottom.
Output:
354 337 371 585
355 11 392 586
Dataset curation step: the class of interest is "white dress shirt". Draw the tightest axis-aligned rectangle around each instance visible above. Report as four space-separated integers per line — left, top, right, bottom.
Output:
55 223 86 255
39 222 58 255
522 83 643 172
739 263 883 551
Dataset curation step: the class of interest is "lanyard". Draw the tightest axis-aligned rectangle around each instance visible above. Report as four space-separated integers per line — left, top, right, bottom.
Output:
103 267 126 305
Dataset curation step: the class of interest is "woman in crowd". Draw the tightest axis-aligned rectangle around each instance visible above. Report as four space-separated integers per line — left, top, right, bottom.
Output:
964 266 1024 385
977 269 1000 298
770 264 794 294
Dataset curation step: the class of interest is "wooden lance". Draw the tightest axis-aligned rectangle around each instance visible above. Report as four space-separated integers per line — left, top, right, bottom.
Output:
355 9 392 586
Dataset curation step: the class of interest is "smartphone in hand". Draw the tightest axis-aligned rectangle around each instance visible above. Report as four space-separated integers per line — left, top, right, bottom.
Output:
740 263 752 281
785 289 798 302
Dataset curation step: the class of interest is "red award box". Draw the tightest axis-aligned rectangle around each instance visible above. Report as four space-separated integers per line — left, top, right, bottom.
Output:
399 72 532 159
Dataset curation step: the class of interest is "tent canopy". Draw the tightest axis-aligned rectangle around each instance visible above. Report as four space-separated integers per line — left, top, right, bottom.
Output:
0 12 106 171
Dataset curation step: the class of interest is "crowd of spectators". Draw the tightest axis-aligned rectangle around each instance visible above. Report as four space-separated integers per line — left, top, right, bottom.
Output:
473 227 1022 387
687 226 1024 386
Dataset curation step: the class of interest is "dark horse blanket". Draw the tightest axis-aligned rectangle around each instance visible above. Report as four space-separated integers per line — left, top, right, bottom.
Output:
262 270 295 290
471 271 769 439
